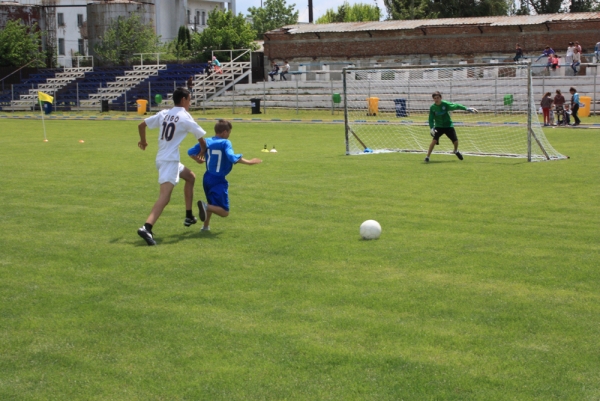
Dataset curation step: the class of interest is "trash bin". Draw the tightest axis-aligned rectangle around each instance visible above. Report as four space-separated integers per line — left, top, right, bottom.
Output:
503 94 513 106
332 93 341 104
250 98 262 114
101 99 109 113
367 97 379 116
393 98 407 117
579 96 591 118
42 102 52 115
136 99 148 115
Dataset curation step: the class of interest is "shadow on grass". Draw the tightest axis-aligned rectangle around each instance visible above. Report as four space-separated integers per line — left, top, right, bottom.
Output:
158 230 222 245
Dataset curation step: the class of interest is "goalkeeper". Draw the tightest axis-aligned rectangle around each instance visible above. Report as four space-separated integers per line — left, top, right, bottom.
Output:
425 91 477 163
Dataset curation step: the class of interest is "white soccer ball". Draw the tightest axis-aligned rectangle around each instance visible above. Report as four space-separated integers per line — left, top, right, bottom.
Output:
360 220 381 240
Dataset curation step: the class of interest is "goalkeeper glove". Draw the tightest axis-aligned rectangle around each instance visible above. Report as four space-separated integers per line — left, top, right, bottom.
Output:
467 107 478 113
430 128 436 138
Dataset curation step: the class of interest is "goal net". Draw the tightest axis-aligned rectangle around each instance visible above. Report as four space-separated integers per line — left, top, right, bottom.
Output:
343 63 566 161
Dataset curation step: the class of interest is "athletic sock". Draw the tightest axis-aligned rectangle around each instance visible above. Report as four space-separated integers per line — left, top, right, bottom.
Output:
186 210 193 219
144 223 153 233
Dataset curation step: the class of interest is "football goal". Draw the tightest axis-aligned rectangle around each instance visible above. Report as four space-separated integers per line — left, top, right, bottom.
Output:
342 63 566 161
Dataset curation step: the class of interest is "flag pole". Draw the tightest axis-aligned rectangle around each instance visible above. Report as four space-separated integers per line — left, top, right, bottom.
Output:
40 99 48 142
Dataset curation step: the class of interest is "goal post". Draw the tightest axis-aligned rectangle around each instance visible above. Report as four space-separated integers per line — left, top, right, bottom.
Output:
342 63 566 161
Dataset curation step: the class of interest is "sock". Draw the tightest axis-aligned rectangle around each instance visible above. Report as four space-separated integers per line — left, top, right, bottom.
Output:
144 223 153 233
186 210 193 219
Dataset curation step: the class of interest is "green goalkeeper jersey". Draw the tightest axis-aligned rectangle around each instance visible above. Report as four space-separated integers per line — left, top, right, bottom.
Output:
429 100 467 128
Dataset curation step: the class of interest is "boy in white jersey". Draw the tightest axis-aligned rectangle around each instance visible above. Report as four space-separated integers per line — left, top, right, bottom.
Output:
188 119 262 231
137 87 207 246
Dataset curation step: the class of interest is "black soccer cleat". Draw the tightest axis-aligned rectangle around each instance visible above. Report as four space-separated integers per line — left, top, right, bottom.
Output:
137 226 156 246
184 216 197 227
424 156 430 163
197 200 207 222
455 151 464 161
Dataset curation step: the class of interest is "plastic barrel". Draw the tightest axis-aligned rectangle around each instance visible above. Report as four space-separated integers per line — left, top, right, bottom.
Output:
393 99 407 117
579 96 591 118
136 99 148 115
367 97 379 116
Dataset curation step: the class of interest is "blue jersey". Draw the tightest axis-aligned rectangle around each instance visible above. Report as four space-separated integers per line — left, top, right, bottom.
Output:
188 137 241 178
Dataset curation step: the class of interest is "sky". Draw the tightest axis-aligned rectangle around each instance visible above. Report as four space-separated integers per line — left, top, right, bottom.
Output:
236 0 388 23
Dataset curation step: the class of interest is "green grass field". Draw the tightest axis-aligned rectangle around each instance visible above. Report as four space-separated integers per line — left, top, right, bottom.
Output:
1 117 599 400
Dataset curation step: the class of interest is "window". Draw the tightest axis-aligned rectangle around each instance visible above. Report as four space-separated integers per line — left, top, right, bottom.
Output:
58 38 65 55
78 39 84 55
196 10 200 24
77 14 83 27
57 13 64 26
187 9 191 24
201 11 206 25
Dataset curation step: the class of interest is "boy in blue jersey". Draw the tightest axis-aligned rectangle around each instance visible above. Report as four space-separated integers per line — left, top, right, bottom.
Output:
188 119 262 231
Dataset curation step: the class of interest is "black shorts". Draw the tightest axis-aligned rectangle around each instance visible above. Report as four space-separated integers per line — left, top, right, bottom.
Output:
433 127 458 144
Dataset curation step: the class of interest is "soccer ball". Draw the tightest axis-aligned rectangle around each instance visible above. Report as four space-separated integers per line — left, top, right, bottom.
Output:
360 220 381 240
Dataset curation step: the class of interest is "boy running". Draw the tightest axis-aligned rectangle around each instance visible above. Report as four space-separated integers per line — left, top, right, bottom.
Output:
188 120 262 231
137 87 207 246
425 91 477 163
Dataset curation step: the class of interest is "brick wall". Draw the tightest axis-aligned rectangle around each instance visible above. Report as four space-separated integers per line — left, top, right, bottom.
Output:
264 20 600 64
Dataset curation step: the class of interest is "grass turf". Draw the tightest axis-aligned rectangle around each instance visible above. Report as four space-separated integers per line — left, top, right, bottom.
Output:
0 118 599 400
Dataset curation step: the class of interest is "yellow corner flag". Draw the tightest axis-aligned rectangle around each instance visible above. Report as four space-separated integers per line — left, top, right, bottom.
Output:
38 91 53 103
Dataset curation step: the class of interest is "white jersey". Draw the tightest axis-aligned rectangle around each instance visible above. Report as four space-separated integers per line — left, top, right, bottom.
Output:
145 107 206 162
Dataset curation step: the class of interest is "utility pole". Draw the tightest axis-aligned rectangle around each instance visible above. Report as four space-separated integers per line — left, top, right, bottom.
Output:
308 0 313 23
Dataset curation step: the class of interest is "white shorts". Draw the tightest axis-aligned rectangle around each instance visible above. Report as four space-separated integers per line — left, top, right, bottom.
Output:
156 161 184 185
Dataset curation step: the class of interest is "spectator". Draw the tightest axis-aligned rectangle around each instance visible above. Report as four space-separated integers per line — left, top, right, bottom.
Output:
571 47 581 75
212 56 222 74
513 43 524 62
569 87 581 126
551 54 560 70
536 46 555 62
540 92 553 126
205 60 213 76
187 76 194 91
563 104 572 126
566 42 574 66
575 41 582 54
268 62 280 81
553 89 566 126
280 60 290 81
595 40 600 63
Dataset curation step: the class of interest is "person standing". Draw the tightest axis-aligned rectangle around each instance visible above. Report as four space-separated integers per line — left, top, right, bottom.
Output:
595 41 600 63
188 120 262 231
572 47 581 75
569 87 581 126
540 92 553 126
425 91 477 163
566 42 574 66
553 89 566 126
136 87 207 246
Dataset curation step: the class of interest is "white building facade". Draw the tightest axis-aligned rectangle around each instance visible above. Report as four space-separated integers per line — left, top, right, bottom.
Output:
8 0 236 67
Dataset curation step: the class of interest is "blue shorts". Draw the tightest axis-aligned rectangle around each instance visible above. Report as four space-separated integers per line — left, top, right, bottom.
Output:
203 173 229 212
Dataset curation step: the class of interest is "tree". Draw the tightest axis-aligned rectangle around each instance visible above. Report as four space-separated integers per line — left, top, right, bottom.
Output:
0 19 44 67
172 25 192 61
193 9 258 61
316 2 382 23
384 0 509 19
247 0 299 39
93 13 162 66
525 0 563 13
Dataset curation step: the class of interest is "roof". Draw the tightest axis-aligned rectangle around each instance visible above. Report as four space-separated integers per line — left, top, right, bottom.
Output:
275 12 600 34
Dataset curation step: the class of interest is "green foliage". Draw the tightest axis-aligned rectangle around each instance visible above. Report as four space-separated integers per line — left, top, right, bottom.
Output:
93 13 162 66
384 0 510 19
170 25 192 61
568 0 600 11
0 19 44 68
247 0 299 39
192 9 258 61
316 1 382 23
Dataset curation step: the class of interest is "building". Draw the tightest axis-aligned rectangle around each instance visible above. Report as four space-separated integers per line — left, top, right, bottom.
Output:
263 13 600 66
4 0 237 68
